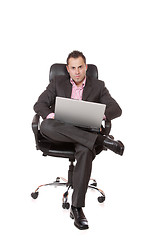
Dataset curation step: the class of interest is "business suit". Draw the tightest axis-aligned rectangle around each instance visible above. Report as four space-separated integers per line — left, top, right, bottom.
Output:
34 75 122 207
34 75 122 120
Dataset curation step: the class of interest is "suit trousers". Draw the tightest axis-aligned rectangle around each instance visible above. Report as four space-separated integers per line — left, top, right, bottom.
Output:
40 119 99 207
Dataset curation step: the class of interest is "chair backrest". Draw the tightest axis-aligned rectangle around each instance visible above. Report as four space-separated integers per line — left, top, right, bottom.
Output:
49 63 98 82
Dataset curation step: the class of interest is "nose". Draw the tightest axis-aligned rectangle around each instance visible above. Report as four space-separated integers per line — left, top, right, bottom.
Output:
75 68 80 75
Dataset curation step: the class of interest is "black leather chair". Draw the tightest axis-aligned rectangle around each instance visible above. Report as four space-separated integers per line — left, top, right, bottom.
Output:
31 64 112 209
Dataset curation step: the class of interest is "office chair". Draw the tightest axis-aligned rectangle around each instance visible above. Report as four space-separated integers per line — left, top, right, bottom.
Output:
31 64 112 209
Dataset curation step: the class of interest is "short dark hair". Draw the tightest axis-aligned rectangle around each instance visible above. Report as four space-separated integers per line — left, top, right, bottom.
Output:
66 50 86 65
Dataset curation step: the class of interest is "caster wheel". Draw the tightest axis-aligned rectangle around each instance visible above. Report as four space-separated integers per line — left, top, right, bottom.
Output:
98 196 105 203
31 192 39 199
56 177 60 182
62 202 70 209
91 182 97 187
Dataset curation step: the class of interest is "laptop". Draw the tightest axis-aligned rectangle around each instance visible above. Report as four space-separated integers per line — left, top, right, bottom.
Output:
55 97 106 132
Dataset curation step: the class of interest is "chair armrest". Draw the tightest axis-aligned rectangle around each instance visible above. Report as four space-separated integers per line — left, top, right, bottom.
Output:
32 114 40 148
32 114 40 134
102 119 111 136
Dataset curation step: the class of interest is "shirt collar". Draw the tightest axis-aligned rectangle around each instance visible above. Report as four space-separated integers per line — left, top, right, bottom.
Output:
70 77 86 88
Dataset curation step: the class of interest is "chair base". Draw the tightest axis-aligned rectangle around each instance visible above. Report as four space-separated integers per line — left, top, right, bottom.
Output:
31 176 105 208
31 158 105 208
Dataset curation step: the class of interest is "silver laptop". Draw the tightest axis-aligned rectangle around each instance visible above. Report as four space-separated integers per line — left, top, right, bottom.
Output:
55 97 106 131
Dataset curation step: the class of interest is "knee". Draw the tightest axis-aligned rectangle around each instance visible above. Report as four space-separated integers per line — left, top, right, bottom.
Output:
40 119 49 132
40 119 55 135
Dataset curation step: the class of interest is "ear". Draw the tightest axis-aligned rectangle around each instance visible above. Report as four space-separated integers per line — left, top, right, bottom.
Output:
66 65 69 73
86 64 88 71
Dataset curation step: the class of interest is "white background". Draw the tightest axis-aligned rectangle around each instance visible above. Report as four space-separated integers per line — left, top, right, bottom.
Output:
0 0 160 239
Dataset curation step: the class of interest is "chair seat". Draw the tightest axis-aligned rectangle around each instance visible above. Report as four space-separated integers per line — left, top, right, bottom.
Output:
38 135 75 158
37 130 105 158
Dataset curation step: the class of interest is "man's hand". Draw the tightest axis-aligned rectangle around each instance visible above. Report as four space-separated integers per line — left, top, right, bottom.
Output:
46 113 55 119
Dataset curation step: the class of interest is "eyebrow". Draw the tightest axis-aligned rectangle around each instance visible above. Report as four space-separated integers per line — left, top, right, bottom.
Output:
71 65 83 68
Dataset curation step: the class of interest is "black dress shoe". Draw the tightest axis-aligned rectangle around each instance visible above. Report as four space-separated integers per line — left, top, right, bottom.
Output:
70 206 89 230
103 136 124 155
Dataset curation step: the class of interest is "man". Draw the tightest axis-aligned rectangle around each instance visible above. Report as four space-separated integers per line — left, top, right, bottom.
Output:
34 50 124 230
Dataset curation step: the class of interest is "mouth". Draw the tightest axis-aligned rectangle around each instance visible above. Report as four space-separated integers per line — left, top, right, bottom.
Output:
75 75 80 78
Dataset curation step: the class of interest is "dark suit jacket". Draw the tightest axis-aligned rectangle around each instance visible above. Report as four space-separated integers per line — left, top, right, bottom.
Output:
34 76 122 121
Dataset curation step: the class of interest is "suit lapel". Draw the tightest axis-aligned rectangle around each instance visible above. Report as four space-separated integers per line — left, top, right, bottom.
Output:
82 76 93 101
63 77 72 98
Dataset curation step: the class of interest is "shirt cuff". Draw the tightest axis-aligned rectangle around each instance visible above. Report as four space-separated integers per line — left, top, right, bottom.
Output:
46 113 55 119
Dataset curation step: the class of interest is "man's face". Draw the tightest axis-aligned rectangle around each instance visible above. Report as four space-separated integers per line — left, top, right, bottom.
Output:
66 57 87 86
